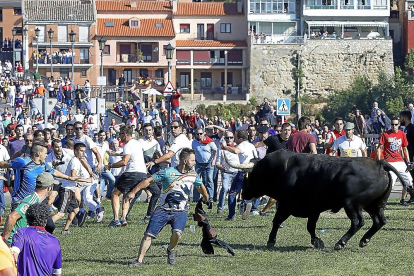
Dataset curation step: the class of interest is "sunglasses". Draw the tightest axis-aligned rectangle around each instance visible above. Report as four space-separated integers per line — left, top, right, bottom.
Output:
196 133 203 136
75 127 83 130
25 139 33 143
391 124 399 126
171 126 180 129
225 137 234 139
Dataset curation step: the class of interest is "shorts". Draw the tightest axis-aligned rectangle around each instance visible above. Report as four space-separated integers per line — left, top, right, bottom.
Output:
114 172 148 194
55 187 79 214
144 207 187 239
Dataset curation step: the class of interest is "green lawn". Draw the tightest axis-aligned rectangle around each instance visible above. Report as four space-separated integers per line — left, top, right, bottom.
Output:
49 199 414 275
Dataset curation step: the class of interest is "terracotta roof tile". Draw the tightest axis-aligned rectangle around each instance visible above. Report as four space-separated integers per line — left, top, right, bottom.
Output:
97 18 174 37
176 40 247 48
96 0 172 12
175 3 243 16
23 0 95 22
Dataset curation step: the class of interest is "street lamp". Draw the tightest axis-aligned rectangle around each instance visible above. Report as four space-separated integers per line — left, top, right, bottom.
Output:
34 27 40 72
23 27 28 78
12 27 17 76
48 28 54 78
69 30 76 83
98 36 106 132
165 42 175 143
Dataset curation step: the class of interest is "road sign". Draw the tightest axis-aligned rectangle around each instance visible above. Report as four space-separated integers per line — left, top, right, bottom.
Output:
163 81 175 96
97 76 107 86
33 98 58 115
277 98 290 116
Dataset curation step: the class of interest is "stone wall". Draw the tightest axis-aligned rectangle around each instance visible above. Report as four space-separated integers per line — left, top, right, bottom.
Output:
249 39 394 101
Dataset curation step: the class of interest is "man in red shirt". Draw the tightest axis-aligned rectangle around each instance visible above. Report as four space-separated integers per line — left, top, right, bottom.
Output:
377 117 414 205
171 90 181 114
324 117 345 155
286 116 317 154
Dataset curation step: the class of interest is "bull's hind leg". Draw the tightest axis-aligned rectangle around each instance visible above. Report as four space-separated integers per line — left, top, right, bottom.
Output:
307 213 324 249
359 206 386 248
334 206 365 250
267 208 290 248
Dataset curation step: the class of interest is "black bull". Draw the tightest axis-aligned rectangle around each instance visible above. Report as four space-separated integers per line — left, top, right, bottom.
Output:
225 149 410 250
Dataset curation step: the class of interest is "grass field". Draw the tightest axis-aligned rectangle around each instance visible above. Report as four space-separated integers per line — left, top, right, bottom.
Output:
32 199 414 275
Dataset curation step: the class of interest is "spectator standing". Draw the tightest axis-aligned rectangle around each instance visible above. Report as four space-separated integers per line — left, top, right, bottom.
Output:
371 101 381 134
324 117 345 155
330 122 367 157
171 90 181 114
287 117 317 154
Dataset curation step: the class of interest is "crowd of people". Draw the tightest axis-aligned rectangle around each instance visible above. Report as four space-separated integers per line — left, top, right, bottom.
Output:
32 49 76 65
1 68 414 273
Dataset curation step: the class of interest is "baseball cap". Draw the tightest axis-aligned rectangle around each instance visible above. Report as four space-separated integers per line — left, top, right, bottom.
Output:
344 122 354 130
36 172 59 188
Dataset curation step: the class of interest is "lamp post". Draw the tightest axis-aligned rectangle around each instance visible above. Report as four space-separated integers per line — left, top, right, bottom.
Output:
165 43 175 143
23 27 28 78
69 30 76 83
48 28 54 78
98 36 106 132
34 27 40 72
12 27 17 77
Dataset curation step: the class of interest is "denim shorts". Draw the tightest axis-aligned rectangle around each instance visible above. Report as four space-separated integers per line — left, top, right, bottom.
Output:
144 207 188 239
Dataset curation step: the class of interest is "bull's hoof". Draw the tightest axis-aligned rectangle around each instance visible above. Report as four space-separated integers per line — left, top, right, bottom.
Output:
311 238 325 249
359 238 370 248
267 242 276 248
334 241 346 250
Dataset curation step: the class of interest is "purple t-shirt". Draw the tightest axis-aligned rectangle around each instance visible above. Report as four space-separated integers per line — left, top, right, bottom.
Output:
8 138 25 157
11 226 62 276
287 131 317 153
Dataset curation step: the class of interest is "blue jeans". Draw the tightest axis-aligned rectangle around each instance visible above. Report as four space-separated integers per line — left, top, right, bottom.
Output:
193 162 214 201
0 179 4 215
172 106 180 114
218 172 236 210
212 166 219 201
372 122 381 134
144 207 187 238
99 170 116 198
227 171 244 218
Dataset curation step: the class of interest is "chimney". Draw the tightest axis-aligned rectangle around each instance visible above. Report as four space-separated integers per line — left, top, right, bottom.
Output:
172 0 178 13
131 0 137 8
237 0 243 13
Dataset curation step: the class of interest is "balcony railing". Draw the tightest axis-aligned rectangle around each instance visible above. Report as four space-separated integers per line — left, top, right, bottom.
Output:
119 53 158 63
32 53 92 65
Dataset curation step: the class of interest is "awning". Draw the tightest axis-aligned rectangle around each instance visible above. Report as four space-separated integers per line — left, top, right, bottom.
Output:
306 20 388 27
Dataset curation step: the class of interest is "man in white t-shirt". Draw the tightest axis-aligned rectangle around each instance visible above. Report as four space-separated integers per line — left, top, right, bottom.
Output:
8 81 16 107
146 121 192 170
330 122 367 157
105 125 148 227
96 130 116 201
73 108 84 123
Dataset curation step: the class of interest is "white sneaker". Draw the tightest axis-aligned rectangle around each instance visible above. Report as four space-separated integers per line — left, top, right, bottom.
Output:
95 207 105 223
251 210 260 216
242 202 252 220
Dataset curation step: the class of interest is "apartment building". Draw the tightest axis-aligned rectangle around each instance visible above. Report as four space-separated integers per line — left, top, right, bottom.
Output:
22 0 96 80
0 0 23 66
95 0 175 89
173 1 249 100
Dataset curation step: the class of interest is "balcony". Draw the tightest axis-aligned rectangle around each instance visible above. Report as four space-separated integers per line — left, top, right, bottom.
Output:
303 0 389 16
32 52 92 68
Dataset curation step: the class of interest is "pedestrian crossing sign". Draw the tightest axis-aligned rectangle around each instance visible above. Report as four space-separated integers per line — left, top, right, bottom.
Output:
277 98 290 116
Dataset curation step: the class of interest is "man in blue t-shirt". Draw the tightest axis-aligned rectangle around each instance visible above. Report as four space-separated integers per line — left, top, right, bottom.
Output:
0 140 78 210
125 148 209 267
11 203 62 276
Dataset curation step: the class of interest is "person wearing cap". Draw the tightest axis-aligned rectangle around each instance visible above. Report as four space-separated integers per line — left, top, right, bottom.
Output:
330 122 367 157
1 172 58 243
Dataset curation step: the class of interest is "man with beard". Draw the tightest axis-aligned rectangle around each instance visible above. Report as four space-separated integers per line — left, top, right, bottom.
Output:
324 117 345 155
330 122 367 157
400 110 414 203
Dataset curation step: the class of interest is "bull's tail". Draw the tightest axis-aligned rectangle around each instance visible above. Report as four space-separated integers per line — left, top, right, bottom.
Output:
380 160 409 188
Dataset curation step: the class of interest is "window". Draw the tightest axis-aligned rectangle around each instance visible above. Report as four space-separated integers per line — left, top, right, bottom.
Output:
103 45 110 55
140 44 152 61
197 24 204 39
80 48 89 64
155 23 164 28
251 0 295 13
220 23 231 33
130 20 140 27
58 25 67 43
81 70 87 77
60 69 69 79
0 8 3 22
79 26 89 42
14 8 21 15
180 24 190 33
123 69 132 85
105 21 114 27
200 72 212 88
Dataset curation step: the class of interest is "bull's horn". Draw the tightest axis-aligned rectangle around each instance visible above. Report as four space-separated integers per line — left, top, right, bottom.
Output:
223 152 254 170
